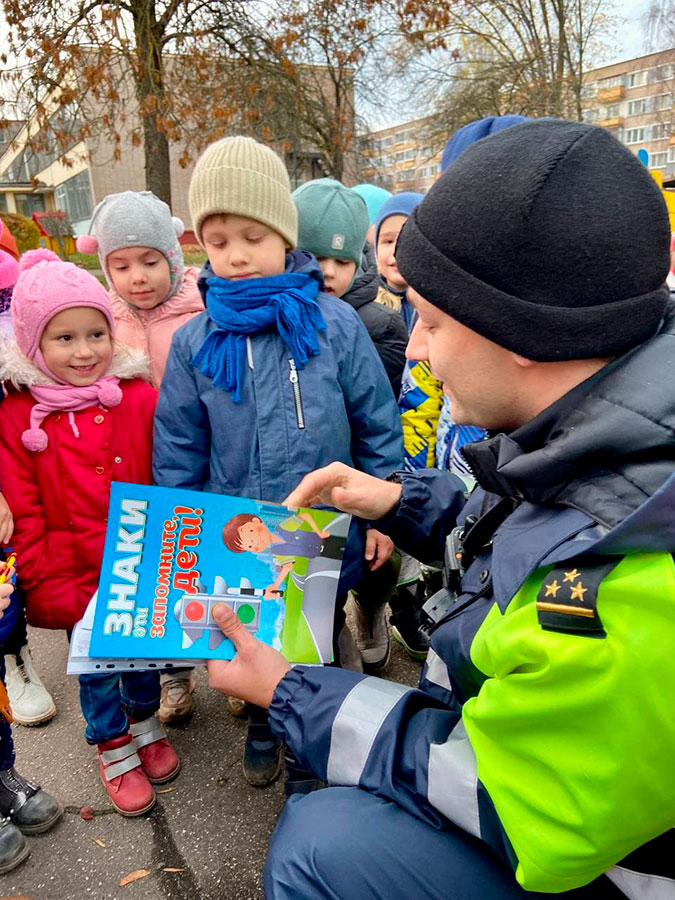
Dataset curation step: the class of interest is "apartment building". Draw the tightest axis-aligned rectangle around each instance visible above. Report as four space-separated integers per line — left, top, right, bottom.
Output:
359 116 442 194
582 49 675 185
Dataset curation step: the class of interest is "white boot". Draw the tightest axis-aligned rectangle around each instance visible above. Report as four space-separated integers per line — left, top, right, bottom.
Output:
5 645 56 726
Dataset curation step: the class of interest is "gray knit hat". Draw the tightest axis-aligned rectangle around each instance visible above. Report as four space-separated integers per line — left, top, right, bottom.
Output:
188 136 297 248
76 191 185 301
293 178 368 268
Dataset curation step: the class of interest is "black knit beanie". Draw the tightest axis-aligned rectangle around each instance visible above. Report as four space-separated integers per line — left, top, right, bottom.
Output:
396 119 671 360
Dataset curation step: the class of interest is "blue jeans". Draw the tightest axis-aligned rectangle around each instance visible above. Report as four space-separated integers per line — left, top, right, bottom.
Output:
78 670 160 745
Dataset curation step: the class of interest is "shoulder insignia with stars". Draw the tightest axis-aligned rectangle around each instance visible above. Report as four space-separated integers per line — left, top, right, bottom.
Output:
536 556 623 638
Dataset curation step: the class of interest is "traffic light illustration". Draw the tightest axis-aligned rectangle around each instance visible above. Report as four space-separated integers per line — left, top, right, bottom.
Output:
174 575 263 650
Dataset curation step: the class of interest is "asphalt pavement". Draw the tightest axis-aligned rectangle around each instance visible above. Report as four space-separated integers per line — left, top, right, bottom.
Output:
1 602 421 900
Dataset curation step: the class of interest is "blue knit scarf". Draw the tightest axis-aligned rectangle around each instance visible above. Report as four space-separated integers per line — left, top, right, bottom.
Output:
192 272 326 403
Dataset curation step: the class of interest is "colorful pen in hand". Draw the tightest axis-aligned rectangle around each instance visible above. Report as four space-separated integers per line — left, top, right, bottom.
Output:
0 554 16 585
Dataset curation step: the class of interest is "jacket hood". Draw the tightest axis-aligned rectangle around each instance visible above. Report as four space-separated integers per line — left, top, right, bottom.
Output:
111 265 203 321
343 242 379 310
463 302 675 536
197 250 324 302
0 338 150 388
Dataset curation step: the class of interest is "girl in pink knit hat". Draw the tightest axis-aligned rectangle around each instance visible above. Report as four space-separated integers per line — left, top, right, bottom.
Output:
0 226 58 730
0 249 180 817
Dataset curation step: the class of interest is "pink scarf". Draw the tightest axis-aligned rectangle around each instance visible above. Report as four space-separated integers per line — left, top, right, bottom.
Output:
23 376 123 452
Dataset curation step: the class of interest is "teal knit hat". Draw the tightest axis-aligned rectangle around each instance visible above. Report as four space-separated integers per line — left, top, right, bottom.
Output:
293 179 369 268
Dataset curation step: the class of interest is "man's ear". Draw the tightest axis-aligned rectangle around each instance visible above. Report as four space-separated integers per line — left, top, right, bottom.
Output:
252 516 262 524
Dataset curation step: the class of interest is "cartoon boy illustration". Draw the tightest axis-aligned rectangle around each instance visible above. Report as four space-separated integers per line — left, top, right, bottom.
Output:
222 512 346 598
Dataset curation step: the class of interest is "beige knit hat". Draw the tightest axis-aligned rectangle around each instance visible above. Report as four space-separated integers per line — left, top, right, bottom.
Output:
188 136 298 248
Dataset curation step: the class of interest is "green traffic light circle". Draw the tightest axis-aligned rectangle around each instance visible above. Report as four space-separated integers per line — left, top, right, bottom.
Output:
237 603 256 624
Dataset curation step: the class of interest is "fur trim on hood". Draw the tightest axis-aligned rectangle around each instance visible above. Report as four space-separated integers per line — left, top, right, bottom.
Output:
0 337 150 389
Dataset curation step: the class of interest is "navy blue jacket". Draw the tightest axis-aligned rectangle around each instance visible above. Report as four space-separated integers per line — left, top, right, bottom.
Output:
153 251 404 591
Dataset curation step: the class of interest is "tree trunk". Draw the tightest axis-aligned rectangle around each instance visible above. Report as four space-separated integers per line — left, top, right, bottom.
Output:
132 0 172 206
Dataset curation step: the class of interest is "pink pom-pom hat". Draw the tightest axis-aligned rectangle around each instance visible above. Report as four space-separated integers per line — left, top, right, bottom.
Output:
11 250 115 380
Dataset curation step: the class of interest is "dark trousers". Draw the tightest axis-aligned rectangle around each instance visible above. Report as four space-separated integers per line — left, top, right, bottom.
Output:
264 787 626 900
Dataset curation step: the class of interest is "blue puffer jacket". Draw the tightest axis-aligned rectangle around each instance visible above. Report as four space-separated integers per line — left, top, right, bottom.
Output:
153 250 404 591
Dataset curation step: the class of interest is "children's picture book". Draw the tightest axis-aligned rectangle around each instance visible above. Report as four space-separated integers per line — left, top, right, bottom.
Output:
88 483 350 666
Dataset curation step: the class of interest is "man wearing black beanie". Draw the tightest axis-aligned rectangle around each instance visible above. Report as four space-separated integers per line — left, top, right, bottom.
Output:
207 120 675 900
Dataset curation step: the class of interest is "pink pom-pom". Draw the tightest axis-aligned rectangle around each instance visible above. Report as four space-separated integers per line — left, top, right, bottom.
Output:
22 427 48 452
76 234 99 254
19 249 60 272
172 217 185 238
98 382 123 407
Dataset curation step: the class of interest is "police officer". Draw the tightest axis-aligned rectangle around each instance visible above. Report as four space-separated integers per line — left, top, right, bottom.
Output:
207 119 675 900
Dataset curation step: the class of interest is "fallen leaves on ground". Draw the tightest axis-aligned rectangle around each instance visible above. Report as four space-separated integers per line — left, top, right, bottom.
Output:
92 838 106 848
119 869 151 887
156 787 176 794
163 868 185 873
79 806 94 820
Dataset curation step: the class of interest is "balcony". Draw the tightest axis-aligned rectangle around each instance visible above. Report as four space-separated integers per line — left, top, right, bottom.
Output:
597 85 625 103
597 116 624 128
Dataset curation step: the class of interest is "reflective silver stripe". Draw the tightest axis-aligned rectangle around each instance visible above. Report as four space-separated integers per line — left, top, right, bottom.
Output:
129 715 166 749
424 648 453 692
99 742 138 764
327 677 410 786
427 717 480 838
606 866 675 900
103 752 142 781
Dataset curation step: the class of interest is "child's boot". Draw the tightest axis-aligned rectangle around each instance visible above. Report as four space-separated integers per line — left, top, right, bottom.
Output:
5 645 56 726
158 670 195 725
0 767 62 834
97 734 155 816
0 817 29 873
129 716 180 784
243 705 283 787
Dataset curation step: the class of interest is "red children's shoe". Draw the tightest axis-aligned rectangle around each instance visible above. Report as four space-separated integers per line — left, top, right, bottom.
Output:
129 715 180 784
97 733 155 817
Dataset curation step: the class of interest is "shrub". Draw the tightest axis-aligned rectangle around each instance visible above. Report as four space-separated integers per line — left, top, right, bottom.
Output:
0 213 41 254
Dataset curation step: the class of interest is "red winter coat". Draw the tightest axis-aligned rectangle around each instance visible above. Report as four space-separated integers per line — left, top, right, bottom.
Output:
0 378 157 629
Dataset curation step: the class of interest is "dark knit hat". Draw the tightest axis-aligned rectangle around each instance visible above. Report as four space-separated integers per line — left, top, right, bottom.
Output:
396 119 671 361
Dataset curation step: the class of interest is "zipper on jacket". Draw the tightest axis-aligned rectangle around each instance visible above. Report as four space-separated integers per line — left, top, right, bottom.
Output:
288 358 305 430
246 337 254 369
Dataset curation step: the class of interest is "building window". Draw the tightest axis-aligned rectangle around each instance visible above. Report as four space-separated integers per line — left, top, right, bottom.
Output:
627 98 647 116
599 75 624 88
583 108 598 123
581 82 597 98
0 194 7 213
604 103 621 118
625 127 644 144
655 64 673 81
653 93 673 111
651 122 671 140
394 131 407 144
651 152 668 167
14 192 46 217
628 70 648 87
54 170 93 225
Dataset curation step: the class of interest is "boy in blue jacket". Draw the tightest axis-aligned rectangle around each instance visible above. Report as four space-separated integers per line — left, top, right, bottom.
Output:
153 135 403 794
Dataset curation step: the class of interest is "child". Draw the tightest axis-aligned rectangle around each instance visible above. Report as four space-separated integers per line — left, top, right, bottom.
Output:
293 178 406 673
293 178 407 398
0 222 56 725
0 250 180 817
154 135 403 793
0 553 61 873
374 193 445 661
77 190 204 726
76 191 204 389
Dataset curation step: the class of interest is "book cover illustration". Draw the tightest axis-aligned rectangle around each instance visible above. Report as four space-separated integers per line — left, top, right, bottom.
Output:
89 483 350 665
